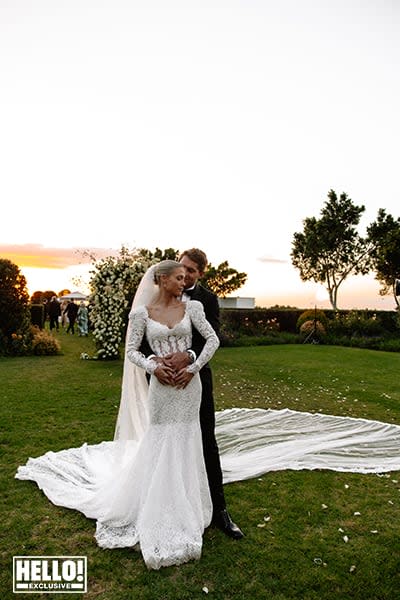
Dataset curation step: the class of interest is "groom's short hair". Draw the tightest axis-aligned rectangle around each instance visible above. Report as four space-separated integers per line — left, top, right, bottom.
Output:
179 248 208 274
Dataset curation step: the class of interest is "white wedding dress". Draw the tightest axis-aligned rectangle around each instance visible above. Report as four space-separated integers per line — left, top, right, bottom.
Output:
16 300 219 570
15 299 400 570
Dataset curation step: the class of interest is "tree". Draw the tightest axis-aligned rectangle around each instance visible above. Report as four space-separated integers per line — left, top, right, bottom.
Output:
291 190 372 310
201 261 247 297
43 290 58 302
138 247 180 262
59 289 71 298
367 208 400 309
0 259 31 355
31 291 45 303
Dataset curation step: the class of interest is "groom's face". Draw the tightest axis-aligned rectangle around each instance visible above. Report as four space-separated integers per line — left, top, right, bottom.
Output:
180 255 203 290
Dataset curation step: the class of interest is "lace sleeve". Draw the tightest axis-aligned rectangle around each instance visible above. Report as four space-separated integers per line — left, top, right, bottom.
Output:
126 307 157 375
186 301 220 374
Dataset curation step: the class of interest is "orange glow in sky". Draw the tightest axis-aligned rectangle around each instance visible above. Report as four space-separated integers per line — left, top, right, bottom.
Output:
2 243 397 311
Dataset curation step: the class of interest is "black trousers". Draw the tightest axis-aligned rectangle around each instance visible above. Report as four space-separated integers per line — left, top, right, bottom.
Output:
49 316 59 330
199 366 226 514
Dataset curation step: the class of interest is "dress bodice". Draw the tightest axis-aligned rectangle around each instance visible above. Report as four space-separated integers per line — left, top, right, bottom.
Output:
145 310 192 357
126 300 219 375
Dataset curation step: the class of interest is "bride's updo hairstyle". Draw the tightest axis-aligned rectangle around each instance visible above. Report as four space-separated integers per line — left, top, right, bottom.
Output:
153 260 183 285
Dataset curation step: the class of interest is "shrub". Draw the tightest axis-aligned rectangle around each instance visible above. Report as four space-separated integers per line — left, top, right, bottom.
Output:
300 320 326 335
328 310 386 338
296 309 328 331
219 323 240 347
378 338 400 352
30 327 61 356
8 331 32 356
235 332 298 347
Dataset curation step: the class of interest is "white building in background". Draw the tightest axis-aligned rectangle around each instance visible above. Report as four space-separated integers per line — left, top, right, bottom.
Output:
218 297 255 309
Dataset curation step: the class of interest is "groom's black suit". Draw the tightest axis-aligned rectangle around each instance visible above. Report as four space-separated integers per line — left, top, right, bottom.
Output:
187 283 226 514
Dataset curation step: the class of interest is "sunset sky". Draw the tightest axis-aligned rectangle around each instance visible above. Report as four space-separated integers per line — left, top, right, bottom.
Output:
1 1 399 310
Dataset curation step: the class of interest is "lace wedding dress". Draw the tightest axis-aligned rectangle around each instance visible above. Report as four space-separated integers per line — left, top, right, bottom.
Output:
16 300 219 570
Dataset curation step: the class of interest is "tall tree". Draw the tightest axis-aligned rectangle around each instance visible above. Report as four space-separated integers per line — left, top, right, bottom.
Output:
0 259 31 355
291 190 372 310
201 261 247 297
367 208 400 309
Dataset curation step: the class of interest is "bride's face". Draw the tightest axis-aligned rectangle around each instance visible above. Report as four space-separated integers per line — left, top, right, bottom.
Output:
163 267 186 297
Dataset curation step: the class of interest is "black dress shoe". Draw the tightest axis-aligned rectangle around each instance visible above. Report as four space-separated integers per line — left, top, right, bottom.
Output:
213 509 244 539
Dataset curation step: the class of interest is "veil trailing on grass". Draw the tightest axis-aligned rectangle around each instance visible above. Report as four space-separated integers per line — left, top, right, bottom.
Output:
113 265 157 442
215 407 400 482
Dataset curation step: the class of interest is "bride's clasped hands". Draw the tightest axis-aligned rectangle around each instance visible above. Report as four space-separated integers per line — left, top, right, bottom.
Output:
151 351 195 389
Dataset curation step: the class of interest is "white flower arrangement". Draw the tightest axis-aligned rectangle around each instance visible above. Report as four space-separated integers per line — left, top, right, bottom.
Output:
88 248 154 360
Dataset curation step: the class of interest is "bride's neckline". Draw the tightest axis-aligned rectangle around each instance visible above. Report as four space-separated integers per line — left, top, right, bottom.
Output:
145 302 188 330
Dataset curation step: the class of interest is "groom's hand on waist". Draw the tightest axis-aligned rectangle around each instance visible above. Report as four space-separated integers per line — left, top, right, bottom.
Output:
163 351 191 371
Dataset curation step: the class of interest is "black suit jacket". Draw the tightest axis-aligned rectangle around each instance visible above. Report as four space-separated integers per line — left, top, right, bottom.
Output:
189 284 220 361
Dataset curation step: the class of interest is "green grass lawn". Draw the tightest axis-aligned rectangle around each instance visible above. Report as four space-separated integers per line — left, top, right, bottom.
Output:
1 333 400 599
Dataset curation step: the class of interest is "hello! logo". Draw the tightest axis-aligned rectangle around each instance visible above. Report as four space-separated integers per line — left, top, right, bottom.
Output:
13 556 87 594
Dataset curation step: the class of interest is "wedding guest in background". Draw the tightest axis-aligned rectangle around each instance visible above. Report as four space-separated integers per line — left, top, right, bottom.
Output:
65 301 79 335
47 296 61 332
60 298 69 329
77 302 89 336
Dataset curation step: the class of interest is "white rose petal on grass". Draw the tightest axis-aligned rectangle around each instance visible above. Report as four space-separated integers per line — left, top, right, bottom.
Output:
202 586 209 594
257 523 266 528
370 530 378 534
321 504 328 510
344 484 350 489
343 535 349 543
349 565 356 573
354 511 361 516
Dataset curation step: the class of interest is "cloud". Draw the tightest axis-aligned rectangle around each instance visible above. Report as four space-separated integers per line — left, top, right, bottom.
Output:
0 244 118 269
257 255 288 265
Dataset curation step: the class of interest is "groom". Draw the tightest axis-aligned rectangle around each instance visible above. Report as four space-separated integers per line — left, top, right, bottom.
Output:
164 248 244 540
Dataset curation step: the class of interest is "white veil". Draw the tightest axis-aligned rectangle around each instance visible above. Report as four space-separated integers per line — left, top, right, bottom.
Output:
113 264 158 442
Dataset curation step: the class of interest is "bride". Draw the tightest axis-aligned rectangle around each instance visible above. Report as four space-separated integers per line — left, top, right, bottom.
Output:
16 260 400 569
17 260 219 570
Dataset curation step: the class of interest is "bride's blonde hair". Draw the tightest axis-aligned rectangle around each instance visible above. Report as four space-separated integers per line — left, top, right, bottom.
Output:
153 260 183 285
